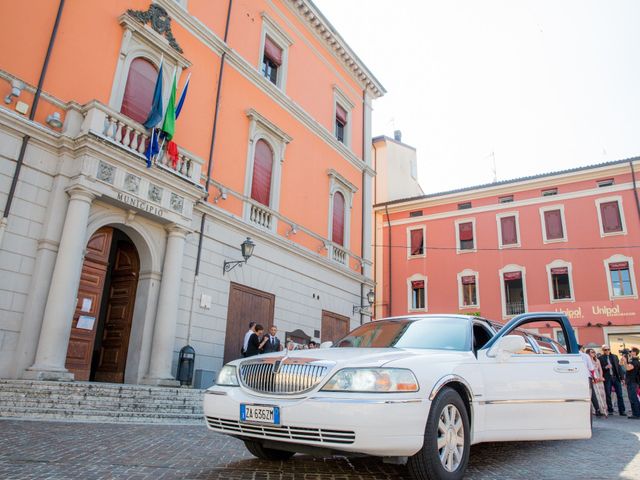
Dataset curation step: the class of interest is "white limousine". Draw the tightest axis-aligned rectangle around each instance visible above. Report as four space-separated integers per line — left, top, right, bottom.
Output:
204 313 591 480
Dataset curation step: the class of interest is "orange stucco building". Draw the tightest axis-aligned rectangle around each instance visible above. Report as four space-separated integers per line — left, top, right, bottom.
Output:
0 0 384 385
374 158 640 353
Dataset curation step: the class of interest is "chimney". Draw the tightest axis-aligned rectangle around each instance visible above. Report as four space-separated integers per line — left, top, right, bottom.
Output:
393 130 402 142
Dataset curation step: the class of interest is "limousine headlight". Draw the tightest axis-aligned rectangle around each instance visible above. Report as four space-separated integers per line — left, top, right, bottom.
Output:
321 368 419 392
216 365 240 386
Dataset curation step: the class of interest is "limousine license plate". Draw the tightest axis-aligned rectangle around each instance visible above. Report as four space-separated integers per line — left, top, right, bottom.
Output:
240 404 280 425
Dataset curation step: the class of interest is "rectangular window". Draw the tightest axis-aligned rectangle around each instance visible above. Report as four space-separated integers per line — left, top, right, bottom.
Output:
499 195 514 203
550 267 571 300
597 178 614 187
262 36 282 85
542 188 557 196
409 210 423 218
335 104 348 143
458 222 474 250
461 275 477 306
411 280 425 309
500 215 518 246
544 209 564 240
458 202 472 210
600 201 623 233
504 271 525 315
409 229 424 256
609 262 633 296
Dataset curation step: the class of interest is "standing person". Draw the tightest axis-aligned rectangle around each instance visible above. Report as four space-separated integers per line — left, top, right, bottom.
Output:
621 347 640 419
599 344 626 416
245 324 267 357
262 325 282 353
579 344 603 416
588 349 608 418
241 322 256 357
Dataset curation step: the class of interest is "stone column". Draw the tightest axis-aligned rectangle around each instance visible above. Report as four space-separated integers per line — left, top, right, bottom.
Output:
24 186 95 381
143 224 188 386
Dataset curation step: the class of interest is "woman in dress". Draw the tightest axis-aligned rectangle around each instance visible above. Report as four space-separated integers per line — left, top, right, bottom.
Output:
245 324 268 357
588 348 608 418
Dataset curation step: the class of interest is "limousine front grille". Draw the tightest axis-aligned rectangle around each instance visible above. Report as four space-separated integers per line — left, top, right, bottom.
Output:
239 361 329 394
206 416 356 444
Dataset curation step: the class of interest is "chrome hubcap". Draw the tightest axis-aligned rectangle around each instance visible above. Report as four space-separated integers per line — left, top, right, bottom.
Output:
437 404 464 472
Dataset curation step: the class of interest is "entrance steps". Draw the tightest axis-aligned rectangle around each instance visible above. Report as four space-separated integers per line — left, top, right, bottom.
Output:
0 379 205 424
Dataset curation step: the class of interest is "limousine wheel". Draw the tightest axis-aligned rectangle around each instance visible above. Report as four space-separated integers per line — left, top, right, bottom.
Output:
244 440 296 461
407 387 470 480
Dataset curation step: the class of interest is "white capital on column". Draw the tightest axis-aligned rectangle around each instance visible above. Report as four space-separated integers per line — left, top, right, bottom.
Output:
26 186 95 380
145 224 189 384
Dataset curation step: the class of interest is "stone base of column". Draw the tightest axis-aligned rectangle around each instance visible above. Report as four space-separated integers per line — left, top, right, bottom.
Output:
23 366 74 382
140 376 180 387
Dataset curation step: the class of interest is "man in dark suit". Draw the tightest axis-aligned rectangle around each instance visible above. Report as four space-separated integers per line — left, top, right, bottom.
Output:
262 325 282 353
599 344 626 416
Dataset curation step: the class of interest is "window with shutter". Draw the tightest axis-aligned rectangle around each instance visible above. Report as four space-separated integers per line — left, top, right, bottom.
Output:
500 216 518 245
335 104 348 143
120 57 158 124
262 36 282 85
600 201 623 233
409 229 424 256
332 191 345 246
251 139 274 206
550 266 571 300
411 280 425 309
458 222 474 250
609 261 633 296
544 209 564 240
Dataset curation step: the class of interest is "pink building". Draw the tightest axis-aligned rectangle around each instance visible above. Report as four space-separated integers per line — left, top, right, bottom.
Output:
374 158 640 353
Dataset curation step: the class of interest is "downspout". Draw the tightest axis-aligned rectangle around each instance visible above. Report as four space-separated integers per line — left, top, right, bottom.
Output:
385 204 392 316
0 0 65 248
360 89 366 325
372 141 379 320
188 0 233 345
630 158 640 224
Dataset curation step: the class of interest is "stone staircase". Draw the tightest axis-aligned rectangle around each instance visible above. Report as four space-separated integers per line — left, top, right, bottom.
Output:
0 379 205 424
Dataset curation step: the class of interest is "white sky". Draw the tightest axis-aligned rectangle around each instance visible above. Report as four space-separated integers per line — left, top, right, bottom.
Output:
314 0 640 194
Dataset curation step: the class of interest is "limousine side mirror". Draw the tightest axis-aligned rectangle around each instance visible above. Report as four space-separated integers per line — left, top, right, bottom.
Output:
320 341 333 349
489 335 526 360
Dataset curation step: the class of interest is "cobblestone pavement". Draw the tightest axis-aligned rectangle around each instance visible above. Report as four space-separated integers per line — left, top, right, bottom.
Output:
0 416 639 480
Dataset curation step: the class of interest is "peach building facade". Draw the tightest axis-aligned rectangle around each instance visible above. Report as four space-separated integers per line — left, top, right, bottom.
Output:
0 0 383 385
374 158 640 353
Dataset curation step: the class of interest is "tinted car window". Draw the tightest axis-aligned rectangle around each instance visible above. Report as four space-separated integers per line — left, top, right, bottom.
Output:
335 317 471 351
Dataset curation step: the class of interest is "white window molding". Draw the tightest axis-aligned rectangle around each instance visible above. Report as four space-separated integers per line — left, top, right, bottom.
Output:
407 273 428 313
333 85 355 149
496 211 521 249
498 264 528 319
406 225 426 259
595 195 627 237
457 269 480 310
327 169 357 250
109 14 191 115
259 12 293 92
545 259 575 303
454 217 477 254
603 254 638 300
539 204 568 243
243 109 292 231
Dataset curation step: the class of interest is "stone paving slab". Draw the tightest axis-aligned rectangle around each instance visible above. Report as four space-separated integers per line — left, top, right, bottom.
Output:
0 415 638 479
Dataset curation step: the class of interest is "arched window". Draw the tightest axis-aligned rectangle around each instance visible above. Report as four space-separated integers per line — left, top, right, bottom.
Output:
120 57 158 124
251 139 274 206
332 191 345 246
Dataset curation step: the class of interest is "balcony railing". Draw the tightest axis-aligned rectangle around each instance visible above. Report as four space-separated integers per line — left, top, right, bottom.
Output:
249 202 273 230
79 101 203 185
331 244 347 265
505 301 526 316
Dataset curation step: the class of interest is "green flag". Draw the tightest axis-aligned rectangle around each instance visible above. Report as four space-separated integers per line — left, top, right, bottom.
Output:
162 71 177 140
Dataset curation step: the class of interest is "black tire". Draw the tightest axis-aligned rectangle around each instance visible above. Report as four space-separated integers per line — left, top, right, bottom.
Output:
244 440 296 461
407 387 471 480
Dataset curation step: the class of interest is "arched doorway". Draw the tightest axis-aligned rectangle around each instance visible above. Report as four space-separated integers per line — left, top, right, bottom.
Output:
64 226 140 383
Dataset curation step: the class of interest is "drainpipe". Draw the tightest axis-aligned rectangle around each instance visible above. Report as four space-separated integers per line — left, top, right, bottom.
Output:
630 158 640 224
359 89 366 325
385 204 392 316
0 0 65 248
372 141 378 320
188 0 233 345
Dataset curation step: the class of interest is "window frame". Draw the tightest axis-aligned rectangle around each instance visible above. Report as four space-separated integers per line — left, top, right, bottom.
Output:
496 211 521 249
406 225 426 259
407 274 428 313
539 204 568 243
457 269 480 309
454 218 477 254
333 86 355 148
546 259 575 303
258 13 293 92
604 254 638 300
327 169 357 254
595 196 627 237
498 264 528 319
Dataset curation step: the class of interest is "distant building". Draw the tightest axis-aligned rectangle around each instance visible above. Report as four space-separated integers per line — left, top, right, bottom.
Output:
374 158 640 352
373 131 424 203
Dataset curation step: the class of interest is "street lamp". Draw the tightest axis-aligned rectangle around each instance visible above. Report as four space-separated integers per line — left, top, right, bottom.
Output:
223 237 255 274
353 289 375 315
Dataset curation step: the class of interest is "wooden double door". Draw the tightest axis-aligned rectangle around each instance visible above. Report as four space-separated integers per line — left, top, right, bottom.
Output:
65 227 140 382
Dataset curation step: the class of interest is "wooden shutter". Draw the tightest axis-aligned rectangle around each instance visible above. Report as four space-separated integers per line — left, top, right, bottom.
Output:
120 57 157 124
459 222 473 241
250 139 273 206
332 191 345 246
600 201 622 233
500 216 518 245
411 280 425 289
503 271 522 281
550 267 568 275
410 229 423 255
461 275 476 285
264 36 283 66
336 104 348 124
544 210 564 239
609 261 629 271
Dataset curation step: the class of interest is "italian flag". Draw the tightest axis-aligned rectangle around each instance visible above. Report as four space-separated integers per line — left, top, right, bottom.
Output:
162 71 177 141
